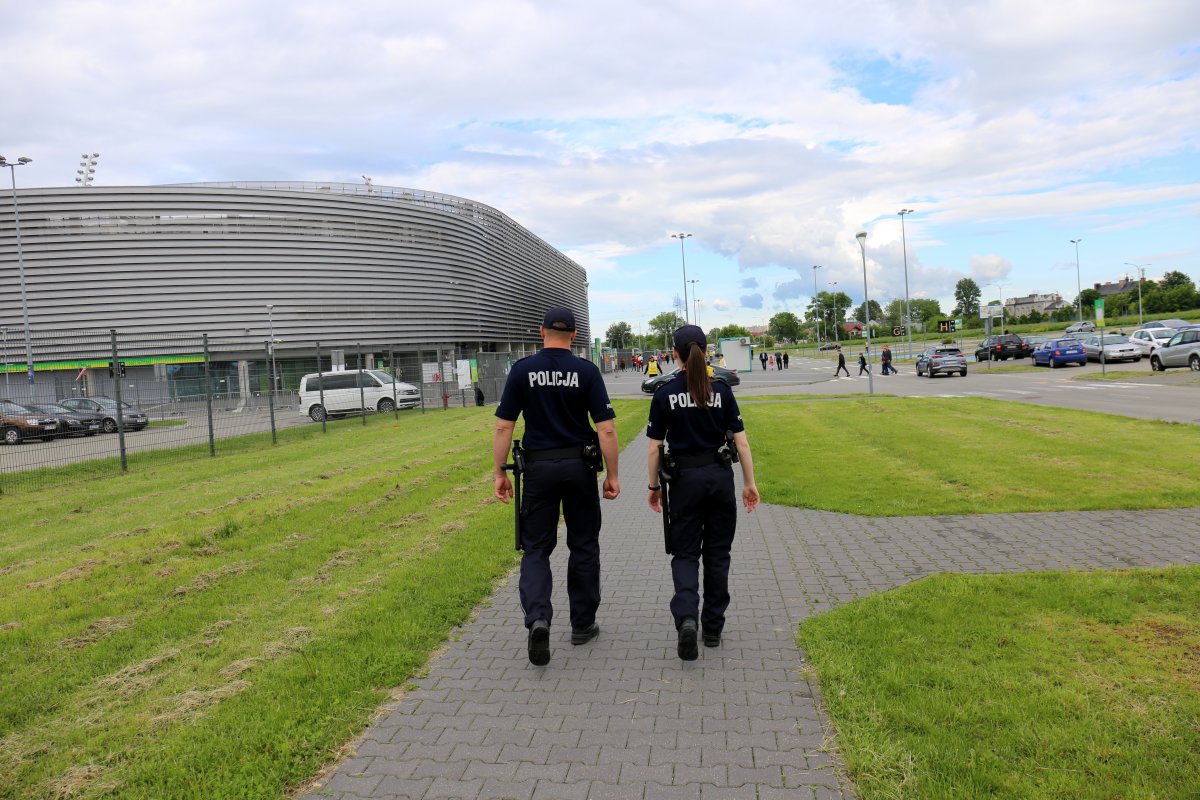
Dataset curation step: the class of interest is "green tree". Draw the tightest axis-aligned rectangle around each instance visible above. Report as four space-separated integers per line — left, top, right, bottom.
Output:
767 311 803 341
953 278 981 318
910 298 942 325
605 321 633 349
713 324 751 340
883 299 905 328
647 311 685 346
852 300 884 325
1161 270 1195 290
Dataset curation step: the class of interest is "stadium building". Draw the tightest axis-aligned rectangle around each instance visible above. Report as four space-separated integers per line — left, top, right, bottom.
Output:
0 181 590 400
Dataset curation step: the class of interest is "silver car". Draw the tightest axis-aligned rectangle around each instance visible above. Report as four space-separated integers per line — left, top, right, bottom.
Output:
1128 327 1174 356
1149 328 1200 371
1081 334 1141 363
915 346 967 378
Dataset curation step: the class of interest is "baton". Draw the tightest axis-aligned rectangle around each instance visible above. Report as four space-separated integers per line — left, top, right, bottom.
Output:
658 444 672 555
504 440 525 551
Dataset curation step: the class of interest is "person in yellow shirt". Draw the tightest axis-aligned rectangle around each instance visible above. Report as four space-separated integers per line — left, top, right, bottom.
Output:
647 357 660 377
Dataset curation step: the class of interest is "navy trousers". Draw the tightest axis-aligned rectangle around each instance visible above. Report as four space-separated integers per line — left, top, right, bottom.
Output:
666 462 737 634
518 458 601 631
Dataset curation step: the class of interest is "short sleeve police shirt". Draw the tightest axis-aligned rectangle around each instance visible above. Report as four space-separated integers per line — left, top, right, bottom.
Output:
495 348 615 451
645 371 744 453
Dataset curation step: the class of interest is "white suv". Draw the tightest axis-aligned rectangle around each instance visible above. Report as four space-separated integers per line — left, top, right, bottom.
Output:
298 369 421 421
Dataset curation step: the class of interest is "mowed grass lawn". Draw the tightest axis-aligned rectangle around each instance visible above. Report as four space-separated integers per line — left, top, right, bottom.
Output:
742 396 1200 515
800 566 1200 799
0 402 644 799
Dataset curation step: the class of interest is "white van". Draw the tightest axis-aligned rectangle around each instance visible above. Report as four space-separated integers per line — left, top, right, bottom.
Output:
298 369 421 421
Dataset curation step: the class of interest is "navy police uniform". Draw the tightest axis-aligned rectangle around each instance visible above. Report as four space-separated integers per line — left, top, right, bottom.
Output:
496 341 615 632
646 361 744 638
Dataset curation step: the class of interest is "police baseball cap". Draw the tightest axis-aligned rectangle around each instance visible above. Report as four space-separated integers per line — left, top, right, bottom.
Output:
673 324 707 353
542 306 576 331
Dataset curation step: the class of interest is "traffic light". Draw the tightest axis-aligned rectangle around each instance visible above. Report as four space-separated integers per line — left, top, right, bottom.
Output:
108 361 126 378
937 320 957 333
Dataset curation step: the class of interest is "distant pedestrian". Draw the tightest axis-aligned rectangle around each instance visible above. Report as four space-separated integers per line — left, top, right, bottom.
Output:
782 352 789 369
619 358 626 373
759 351 768 371
881 345 895 375
858 351 870 375
835 347 850 377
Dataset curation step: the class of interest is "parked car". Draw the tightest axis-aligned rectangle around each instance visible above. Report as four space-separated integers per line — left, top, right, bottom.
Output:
1149 328 1200 372
0 400 59 444
641 365 741 394
1065 321 1096 334
29 402 103 437
1021 335 1048 354
58 396 150 432
1128 327 1175 356
1080 334 1142 363
1031 338 1088 368
915 346 967 378
974 334 1027 361
1150 318 1194 330
818 342 841 351
298 369 421 422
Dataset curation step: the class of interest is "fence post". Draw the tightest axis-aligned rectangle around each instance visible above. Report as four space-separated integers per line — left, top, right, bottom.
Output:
110 329 128 472
315 341 327 433
265 341 277 445
203 334 215 457
436 346 446 410
357 343 367 426
389 348 399 419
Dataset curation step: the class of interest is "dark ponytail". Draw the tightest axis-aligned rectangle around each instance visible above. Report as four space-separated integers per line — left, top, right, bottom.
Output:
683 341 712 410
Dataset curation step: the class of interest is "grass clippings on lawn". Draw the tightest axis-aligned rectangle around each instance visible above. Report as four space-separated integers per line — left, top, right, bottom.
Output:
799 566 1200 800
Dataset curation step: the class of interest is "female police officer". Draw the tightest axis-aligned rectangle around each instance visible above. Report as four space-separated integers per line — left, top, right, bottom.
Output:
646 325 759 661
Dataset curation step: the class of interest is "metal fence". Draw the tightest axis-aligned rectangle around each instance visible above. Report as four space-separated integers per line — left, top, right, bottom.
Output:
0 329 522 494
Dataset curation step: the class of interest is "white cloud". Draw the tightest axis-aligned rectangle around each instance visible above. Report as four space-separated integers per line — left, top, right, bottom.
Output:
970 255 1014 283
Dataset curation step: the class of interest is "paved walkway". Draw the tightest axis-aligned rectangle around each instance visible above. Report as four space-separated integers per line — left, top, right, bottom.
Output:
303 437 1200 800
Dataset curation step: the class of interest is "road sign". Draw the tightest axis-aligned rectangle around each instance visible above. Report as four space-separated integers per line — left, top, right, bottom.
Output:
1094 298 1105 325
892 326 906 337
937 319 957 333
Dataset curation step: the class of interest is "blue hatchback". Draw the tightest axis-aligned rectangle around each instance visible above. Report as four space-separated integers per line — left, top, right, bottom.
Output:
1032 338 1087 368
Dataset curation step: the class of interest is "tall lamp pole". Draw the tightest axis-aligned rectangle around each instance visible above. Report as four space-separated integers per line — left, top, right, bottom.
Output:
265 304 278 394
688 279 700 327
898 209 914 360
856 232 874 396
672 233 692 323
1124 263 1149 326
987 283 1007 332
830 281 840 342
1 155 34 385
1070 239 1083 322
811 265 823 345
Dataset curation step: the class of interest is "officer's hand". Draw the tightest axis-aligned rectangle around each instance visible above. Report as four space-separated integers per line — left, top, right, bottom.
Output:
603 475 620 500
742 484 760 513
494 473 513 504
648 488 662 513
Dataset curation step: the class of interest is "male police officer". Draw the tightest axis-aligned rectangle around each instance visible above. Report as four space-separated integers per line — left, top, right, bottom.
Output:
493 306 620 666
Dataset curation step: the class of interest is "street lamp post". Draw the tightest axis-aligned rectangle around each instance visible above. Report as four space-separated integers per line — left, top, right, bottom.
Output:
855 232 874 396
831 281 840 342
672 233 692 323
688 279 700 327
987 283 1007 333
1070 239 1083 322
811 265 823 346
1125 263 1150 326
266 304 278 395
898 209 914 360
1 155 34 386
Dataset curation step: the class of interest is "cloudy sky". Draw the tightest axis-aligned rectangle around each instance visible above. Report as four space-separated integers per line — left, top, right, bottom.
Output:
2 0 1198 336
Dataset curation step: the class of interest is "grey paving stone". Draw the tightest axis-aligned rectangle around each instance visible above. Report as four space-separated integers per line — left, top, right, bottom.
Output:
299 435 1200 800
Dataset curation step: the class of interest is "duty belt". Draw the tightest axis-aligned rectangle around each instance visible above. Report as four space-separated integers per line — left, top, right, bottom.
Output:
673 450 724 469
523 446 587 463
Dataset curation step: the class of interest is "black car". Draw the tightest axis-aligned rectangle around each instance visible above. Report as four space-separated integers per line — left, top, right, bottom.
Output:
818 342 841 351
58 396 149 432
974 334 1028 361
641 365 741 394
30 402 104 437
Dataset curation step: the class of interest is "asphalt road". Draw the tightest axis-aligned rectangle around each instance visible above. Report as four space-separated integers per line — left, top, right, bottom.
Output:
608 357 1200 424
